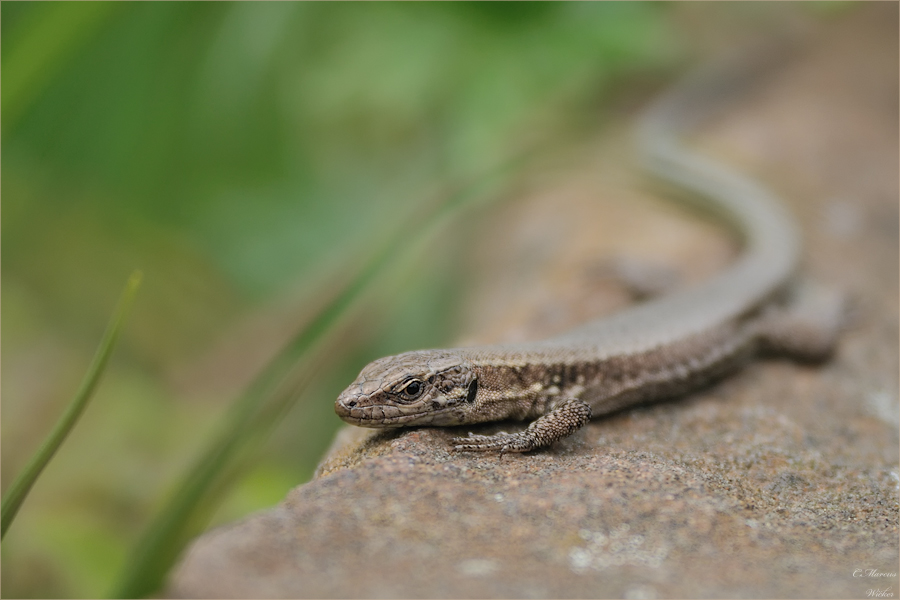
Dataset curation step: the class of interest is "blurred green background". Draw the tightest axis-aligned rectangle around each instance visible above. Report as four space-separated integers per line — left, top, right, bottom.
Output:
2 2 850 597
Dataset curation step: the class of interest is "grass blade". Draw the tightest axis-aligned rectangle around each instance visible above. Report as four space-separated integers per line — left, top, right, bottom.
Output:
1 270 142 539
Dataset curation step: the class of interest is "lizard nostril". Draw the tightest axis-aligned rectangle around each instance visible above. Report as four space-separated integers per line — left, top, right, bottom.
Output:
345 399 357 407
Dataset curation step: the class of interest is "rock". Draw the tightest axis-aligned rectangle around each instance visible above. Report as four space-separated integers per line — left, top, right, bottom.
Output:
172 421 896 598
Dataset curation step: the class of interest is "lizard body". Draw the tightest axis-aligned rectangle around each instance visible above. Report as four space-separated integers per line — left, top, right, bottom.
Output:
334 55 843 453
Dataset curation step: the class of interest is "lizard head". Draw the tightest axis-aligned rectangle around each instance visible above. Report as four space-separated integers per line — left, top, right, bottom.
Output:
335 350 478 428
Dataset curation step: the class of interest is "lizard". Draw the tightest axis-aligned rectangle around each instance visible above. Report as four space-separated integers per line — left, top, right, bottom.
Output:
333 51 845 454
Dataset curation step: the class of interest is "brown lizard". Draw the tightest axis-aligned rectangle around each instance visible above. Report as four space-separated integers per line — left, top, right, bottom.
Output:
334 53 845 453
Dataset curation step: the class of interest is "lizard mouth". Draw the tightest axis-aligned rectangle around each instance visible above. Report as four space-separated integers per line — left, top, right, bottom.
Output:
337 412 424 428
335 396 456 428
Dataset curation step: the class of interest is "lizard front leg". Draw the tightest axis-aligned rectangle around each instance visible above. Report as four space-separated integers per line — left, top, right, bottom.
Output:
451 398 592 453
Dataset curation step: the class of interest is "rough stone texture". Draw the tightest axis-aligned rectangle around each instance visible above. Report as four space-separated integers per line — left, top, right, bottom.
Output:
168 6 898 598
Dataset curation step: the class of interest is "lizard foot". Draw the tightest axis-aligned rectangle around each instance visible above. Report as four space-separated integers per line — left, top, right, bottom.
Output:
757 280 849 362
451 398 591 453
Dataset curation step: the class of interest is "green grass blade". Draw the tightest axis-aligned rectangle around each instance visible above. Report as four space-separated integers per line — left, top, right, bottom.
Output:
1 270 142 539
110 159 520 599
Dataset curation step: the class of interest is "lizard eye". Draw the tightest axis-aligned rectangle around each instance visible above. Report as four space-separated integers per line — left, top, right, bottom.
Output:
398 379 424 399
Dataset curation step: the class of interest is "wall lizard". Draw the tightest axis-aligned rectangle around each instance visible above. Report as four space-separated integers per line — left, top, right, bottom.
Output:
334 53 845 453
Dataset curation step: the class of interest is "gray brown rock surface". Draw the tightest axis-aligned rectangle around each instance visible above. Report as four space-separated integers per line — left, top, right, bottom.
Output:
168 6 898 598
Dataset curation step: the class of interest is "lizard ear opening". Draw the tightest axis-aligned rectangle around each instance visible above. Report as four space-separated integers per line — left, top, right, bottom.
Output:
465 378 478 403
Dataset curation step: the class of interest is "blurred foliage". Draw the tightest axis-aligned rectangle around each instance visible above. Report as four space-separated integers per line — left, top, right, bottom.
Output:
2 2 843 598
